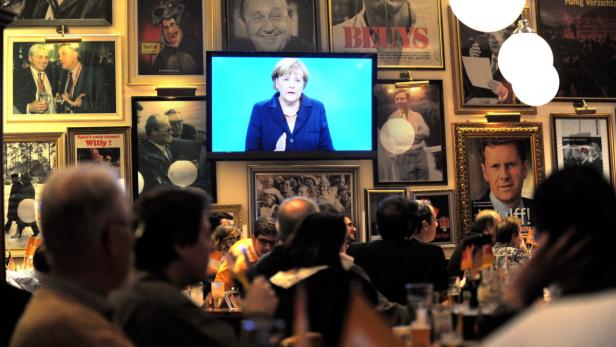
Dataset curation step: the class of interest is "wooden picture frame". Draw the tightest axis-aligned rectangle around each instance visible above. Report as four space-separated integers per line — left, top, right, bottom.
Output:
67 127 132 198
209 204 243 231
222 0 319 52
9 1 112 26
409 189 457 247
550 113 615 184
453 122 545 235
4 35 123 122
374 80 446 185
3 132 65 256
328 0 444 69
448 7 536 114
364 188 406 241
128 0 208 85
131 96 216 200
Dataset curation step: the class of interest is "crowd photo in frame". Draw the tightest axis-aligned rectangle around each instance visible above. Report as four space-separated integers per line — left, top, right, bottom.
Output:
9 0 112 26
67 127 132 196
3 133 64 256
5 36 122 122
328 0 444 68
537 0 616 100
449 8 535 114
410 189 457 246
131 96 215 200
249 165 359 236
364 188 406 241
374 80 446 185
223 0 318 52
551 113 615 184
453 122 545 235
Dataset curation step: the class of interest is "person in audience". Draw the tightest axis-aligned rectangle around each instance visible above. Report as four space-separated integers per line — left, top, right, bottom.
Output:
448 209 501 278
208 224 242 278
10 165 134 347
482 166 616 346
112 187 277 347
271 212 377 346
215 216 278 291
492 216 529 272
0 282 30 347
348 197 448 304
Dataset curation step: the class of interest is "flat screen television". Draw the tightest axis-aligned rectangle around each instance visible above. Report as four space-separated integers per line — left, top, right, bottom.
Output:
207 51 377 160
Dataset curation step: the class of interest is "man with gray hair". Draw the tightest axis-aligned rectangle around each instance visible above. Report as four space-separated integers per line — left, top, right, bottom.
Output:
10 165 134 347
139 114 174 191
14 43 55 114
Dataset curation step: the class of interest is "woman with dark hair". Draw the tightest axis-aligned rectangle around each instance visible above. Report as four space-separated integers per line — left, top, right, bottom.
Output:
492 216 529 274
271 212 377 346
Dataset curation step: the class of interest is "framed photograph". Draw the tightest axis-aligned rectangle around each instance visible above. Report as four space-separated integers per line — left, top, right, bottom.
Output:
9 0 112 26
3 133 65 256
128 0 206 84
449 8 535 114
4 35 122 122
364 188 406 241
209 204 243 230
374 80 446 185
248 164 359 235
328 0 444 68
67 127 132 196
410 189 457 246
551 113 615 184
131 96 216 200
453 122 546 236
537 0 616 100
223 0 318 52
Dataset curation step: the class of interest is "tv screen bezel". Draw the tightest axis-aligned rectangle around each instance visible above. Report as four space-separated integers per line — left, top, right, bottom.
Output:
206 51 377 161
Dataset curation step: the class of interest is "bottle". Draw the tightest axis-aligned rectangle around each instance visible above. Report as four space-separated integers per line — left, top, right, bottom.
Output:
410 308 431 347
460 270 479 308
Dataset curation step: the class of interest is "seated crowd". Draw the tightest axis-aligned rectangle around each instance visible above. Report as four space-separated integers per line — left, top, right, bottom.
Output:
2 164 616 346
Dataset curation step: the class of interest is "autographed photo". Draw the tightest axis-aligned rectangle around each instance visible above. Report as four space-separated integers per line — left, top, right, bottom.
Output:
329 0 444 68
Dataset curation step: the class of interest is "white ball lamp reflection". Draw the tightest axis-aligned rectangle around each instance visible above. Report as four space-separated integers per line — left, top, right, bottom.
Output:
512 65 560 106
450 0 525 33
379 118 415 155
17 199 36 224
168 160 198 187
137 171 144 194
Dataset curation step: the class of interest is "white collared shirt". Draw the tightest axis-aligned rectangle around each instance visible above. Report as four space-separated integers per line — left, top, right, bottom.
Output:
27 66 55 114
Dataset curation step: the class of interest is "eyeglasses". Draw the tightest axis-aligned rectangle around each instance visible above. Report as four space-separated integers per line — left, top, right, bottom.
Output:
256 237 276 247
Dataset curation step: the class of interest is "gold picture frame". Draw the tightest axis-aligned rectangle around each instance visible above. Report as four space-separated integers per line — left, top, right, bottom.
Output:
453 122 545 235
209 204 243 231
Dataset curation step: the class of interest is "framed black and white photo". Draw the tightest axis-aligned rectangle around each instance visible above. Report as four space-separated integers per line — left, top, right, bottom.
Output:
9 0 112 26
551 113 614 184
410 189 457 246
3 133 65 255
249 164 359 235
223 0 318 52
374 80 446 185
131 96 216 200
364 188 406 241
5 36 122 122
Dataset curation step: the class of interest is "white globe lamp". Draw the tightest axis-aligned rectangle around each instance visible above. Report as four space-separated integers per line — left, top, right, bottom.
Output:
137 171 144 193
17 199 36 224
379 118 415 155
499 22 554 85
168 160 198 187
513 65 560 106
450 0 525 33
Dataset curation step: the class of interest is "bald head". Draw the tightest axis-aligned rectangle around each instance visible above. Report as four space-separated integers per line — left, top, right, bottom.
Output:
276 196 319 243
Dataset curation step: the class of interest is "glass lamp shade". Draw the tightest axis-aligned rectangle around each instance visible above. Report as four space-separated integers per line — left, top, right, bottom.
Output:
513 65 560 106
168 160 198 187
499 33 554 84
450 0 525 33
137 171 144 193
17 199 36 223
379 118 415 155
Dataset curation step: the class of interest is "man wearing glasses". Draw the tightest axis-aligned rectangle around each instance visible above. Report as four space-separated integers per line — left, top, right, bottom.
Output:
139 114 174 191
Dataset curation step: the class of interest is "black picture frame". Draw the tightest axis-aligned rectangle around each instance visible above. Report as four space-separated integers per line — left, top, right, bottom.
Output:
9 0 112 26
374 80 447 185
364 188 407 241
410 189 457 246
223 0 319 52
131 96 216 201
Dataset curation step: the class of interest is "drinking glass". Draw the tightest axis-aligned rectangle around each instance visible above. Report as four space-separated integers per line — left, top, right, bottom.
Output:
406 283 434 311
210 281 225 309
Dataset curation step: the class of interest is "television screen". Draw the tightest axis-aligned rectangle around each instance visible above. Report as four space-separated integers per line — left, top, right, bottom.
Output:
207 52 376 160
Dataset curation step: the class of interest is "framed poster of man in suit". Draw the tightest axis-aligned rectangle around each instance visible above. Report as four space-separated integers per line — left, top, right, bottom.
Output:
8 0 112 26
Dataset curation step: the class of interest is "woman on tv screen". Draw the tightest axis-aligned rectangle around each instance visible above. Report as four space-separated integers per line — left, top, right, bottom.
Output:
245 58 334 152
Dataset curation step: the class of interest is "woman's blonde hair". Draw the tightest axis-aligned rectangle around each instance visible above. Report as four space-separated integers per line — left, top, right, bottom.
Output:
271 58 309 89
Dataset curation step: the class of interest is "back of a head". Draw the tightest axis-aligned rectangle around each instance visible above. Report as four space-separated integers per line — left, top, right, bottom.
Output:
277 196 319 243
284 212 346 267
495 216 521 244
134 187 210 274
376 197 414 240
471 209 500 235
253 216 277 238
41 165 125 269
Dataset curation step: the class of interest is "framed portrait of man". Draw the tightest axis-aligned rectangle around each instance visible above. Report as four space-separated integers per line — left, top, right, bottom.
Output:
364 188 406 241
409 189 457 247
374 80 446 185
328 0 444 68
449 8 535 114
4 36 122 122
223 0 318 52
131 96 216 200
551 113 615 184
67 127 132 197
453 122 545 236
248 164 359 237
537 0 616 100
129 0 206 84
3 133 65 256
8 0 112 26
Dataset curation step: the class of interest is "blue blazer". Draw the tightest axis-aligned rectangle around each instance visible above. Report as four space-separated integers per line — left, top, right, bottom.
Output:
245 93 334 151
